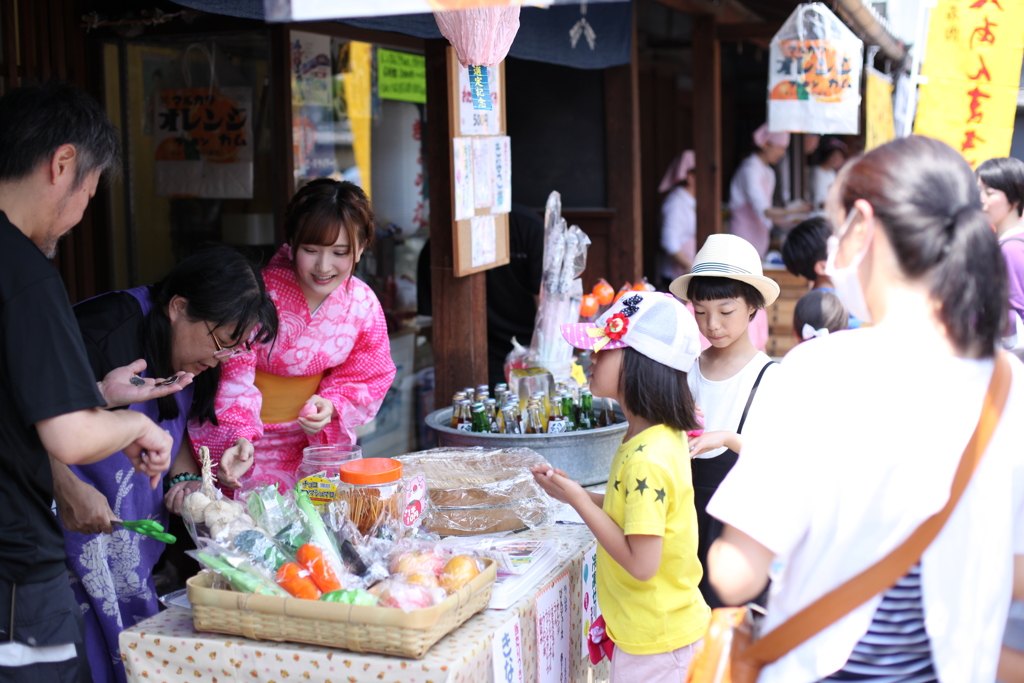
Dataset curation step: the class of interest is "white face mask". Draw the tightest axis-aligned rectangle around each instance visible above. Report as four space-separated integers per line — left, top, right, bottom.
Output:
824 207 873 324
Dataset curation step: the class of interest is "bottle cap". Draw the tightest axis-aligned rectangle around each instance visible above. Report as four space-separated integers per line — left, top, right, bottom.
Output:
339 458 403 485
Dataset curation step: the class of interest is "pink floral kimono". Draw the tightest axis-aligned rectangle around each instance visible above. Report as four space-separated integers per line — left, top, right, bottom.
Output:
189 244 396 490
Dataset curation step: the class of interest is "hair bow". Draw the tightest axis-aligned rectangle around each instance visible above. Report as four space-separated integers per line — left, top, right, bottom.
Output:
802 324 830 341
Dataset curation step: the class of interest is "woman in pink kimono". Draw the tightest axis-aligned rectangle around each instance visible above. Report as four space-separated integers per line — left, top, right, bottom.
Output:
190 179 396 491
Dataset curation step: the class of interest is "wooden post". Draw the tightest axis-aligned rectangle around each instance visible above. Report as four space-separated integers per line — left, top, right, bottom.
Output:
425 39 488 409
603 6 643 287
693 14 723 248
270 24 295 243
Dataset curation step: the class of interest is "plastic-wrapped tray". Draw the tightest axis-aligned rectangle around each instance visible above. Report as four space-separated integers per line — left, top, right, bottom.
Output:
396 448 554 536
186 558 496 659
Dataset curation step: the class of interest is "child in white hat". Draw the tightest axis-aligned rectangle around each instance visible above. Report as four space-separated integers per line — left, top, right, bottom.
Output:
532 291 709 681
669 233 781 609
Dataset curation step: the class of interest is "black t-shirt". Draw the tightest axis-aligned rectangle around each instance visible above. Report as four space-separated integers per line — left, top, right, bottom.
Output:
0 211 105 584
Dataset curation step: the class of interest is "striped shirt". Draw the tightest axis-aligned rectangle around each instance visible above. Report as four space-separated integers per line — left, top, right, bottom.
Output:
822 564 937 682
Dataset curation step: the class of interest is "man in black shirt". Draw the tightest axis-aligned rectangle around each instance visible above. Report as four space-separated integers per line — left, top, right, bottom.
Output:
0 82 173 681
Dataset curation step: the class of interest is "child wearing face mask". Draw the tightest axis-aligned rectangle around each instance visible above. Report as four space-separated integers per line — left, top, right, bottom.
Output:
669 233 781 608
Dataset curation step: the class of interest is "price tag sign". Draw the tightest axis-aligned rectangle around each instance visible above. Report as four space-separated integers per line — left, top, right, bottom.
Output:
403 474 427 527
491 616 524 683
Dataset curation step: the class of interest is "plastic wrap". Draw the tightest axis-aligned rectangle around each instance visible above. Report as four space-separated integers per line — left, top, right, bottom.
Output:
433 6 520 68
189 545 288 598
396 447 555 536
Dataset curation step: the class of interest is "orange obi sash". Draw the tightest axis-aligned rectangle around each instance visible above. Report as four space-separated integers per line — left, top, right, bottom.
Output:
254 369 325 424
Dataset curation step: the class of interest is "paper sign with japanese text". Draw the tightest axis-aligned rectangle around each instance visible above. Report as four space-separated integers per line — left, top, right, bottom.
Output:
768 3 863 134
378 48 426 104
471 215 497 267
492 136 512 214
459 63 502 135
154 87 253 198
453 137 475 221
913 0 1024 167
866 69 896 151
536 570 571 683
491 616 525 683
581 545 601 658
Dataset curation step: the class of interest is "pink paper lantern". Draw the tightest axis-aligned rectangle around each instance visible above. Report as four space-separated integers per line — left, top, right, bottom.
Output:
434 6 521 67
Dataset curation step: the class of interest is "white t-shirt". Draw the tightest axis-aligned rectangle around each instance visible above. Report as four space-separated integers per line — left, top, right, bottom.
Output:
687 351 776 459
728 154 776 259
810 165 836 210
660 186 697 282
708 328 1024 683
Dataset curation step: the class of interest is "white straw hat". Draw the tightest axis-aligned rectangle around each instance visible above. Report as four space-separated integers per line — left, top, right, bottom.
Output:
669 234 781 306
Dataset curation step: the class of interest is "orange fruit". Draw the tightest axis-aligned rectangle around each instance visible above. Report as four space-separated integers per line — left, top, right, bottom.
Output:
580 294 599 318
592 279 615 306
439 555 480 593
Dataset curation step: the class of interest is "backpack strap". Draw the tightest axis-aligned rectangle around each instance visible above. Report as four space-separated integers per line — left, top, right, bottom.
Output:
736 361 775 435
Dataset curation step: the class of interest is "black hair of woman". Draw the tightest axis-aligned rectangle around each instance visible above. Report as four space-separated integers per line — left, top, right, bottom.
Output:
839 135 1006 358
686 277 766 321
144 246 279 424
616 347 700 433
976 157 1024 218
793 289 848 340
782 216 832 281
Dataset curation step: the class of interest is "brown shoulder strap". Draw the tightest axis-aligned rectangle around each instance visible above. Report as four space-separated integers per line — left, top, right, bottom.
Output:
740 352 1013 666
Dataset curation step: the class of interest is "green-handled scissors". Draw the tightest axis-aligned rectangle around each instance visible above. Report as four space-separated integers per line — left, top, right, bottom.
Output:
117 519 176 544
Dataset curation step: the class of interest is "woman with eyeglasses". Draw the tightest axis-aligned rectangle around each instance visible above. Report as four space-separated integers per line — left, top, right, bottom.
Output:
50 246 278 683
190 179 396 494
704 137 1024 681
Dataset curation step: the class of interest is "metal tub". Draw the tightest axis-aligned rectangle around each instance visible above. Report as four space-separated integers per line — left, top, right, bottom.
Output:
425 407 627 486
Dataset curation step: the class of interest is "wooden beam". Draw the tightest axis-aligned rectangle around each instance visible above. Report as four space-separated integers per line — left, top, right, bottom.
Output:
293 21 425 52
717 22 783 42
425 39 488 408
692 14 722 248
269 24 295 243
603 6 642 287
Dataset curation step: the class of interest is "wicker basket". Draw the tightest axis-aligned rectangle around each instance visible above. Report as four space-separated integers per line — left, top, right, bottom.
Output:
187 559 496 659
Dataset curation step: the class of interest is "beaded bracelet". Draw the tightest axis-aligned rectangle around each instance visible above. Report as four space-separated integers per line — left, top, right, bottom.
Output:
165 473 202 491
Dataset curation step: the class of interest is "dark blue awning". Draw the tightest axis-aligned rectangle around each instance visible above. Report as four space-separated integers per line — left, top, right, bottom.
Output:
171 1 632 69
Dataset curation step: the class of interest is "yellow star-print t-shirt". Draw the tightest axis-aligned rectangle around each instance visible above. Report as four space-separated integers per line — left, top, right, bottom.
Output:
597 424 710 655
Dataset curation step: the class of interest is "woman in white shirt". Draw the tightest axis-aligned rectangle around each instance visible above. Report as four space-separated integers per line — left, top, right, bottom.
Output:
706 136 1024 682
809 137 848 210
728 124 789 260
659 150 697 285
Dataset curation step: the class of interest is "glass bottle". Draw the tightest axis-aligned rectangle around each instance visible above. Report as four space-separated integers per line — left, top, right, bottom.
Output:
560 393 577 432
450 391 467 428
484 398 500 433
525 402 545 434
471 402 489 432
501 402 521 434
455 399 473 431
547 401 568 434
578 391 595 430
494 383 509 405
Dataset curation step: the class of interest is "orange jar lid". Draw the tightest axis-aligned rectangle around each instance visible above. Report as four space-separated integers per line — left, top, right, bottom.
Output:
339 458 403 485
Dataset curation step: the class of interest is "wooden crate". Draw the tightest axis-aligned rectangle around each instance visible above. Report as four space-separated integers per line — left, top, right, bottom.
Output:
763 269 808 358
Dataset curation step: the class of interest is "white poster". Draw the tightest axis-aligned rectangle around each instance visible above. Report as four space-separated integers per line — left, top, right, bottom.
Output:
767 3 863 134
459 63 502 136
581 545 601 659
492 135 512 214
472 137 494 209
154 87 254 199
471 215 497 268
453 137 475 221
291 31 333 107
536 570 571 683
491 616 525 683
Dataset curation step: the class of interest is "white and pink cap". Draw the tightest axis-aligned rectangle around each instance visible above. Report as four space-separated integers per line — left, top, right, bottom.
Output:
560 291 702 373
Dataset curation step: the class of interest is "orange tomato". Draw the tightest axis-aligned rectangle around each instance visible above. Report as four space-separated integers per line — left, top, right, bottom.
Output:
296 543 343 594
580 294 599 318
614 284 633 303
632 279 655 292
592 279 615 306
276 562 322 600
440 555 481 593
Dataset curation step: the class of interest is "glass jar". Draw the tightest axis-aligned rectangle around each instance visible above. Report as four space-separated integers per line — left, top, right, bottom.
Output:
296 444 361 507
338 458 404 537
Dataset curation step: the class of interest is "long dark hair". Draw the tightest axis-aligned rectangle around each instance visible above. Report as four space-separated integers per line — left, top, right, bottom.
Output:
144 247 279 424
839 136 1006 358
618 347 700 432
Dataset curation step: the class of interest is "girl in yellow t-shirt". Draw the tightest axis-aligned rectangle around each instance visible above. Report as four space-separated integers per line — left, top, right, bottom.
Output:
533 291 710 682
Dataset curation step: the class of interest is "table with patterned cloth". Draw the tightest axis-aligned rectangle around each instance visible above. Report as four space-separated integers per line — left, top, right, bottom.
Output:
120 524 610 683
